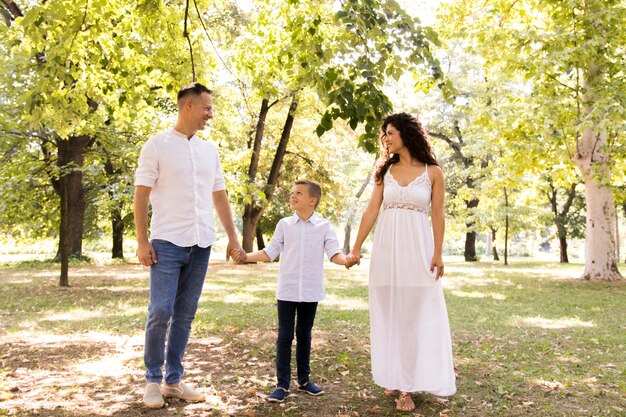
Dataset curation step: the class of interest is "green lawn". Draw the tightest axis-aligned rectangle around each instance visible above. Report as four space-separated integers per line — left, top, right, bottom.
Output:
0 258 624 416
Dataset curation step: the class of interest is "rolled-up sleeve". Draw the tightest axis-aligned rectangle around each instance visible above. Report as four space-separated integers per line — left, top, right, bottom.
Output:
263 220 285 261
134 139 159 187
324 227 342 260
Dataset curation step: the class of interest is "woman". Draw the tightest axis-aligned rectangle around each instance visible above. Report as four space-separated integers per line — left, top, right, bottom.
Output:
347 113 456 411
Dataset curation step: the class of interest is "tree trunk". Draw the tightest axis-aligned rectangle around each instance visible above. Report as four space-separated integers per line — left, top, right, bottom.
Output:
546 182 576 264
574 63 622 281
56 136 92 284
104 158 124 259
343 223 352 255
579 178 620 280
241 95 299 252
59 174 70 287
558 234 569 263
504 187 509 266
256 227 265 251
343 169 373 254
491 228 499 261
464 198 479 261
615 207 619 262
111 207 124 259
242 206 263 253
623 202 626 263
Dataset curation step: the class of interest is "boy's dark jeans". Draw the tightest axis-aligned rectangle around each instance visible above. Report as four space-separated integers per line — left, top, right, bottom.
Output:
275 300 318 390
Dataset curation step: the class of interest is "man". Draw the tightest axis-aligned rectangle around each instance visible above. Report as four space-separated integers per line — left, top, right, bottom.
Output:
134 82 243 408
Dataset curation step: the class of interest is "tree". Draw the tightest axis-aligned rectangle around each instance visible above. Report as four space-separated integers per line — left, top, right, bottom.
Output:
232 0 450 252
439 0 625 280
0 0 223 284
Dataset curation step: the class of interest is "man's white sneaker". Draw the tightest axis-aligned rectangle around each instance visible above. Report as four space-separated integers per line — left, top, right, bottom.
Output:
162 381 206 402
143 382 164 409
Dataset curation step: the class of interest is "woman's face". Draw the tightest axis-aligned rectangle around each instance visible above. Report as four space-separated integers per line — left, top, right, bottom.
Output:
383 123 404 154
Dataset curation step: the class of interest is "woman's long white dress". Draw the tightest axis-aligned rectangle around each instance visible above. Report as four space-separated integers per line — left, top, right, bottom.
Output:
368 168 456 396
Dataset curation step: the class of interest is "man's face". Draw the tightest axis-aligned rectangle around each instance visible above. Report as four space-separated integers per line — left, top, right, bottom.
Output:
189 92 214 131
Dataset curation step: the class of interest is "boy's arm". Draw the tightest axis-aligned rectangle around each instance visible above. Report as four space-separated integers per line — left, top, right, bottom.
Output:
331 252 348 266
243 250 271 263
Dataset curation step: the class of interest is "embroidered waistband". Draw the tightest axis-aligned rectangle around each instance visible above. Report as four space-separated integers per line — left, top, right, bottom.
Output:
383 202 428 214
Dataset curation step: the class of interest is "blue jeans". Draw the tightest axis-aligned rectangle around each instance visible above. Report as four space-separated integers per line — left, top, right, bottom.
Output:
275 300 318 390
144 239 211 384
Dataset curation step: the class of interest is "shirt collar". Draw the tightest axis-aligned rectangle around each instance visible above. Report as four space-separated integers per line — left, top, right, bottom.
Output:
293 212 319 224
170 128 198 141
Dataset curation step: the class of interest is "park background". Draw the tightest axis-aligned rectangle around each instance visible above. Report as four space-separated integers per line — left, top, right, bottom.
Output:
1 0 625 416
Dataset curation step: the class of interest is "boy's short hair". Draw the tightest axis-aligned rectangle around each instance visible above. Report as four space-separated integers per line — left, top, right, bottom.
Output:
295 180 322 209
177 82 213 106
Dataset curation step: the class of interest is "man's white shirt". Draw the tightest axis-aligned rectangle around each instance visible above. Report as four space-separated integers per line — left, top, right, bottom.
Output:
134 128 225 248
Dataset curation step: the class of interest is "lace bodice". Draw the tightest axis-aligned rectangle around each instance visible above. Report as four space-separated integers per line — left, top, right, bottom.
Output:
382 168 431 214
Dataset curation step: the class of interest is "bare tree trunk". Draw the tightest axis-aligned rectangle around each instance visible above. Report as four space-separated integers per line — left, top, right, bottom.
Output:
579 178 620 280
504 187 509 266
56 135 92 285
256 227 265 251
343 169 372 254
490 228 499 261
59 174 70 287
558 234 569 263
623 202 626 263
104 158 124 259
574 63 622 281
242 95 298 252
464 198 479 261
615 207 620 262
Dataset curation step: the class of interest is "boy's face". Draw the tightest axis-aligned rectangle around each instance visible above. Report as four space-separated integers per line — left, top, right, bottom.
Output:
290 184 317 212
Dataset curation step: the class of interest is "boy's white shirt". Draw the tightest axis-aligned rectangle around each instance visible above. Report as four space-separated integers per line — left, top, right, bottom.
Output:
263 212 342 302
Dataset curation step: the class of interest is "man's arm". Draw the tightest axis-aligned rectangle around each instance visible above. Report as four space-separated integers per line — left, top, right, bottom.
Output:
134 185 157 266
213 190 244 261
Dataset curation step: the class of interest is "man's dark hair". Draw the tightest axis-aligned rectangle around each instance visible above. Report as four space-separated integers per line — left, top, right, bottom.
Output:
177 82 212 103
295 180 322 209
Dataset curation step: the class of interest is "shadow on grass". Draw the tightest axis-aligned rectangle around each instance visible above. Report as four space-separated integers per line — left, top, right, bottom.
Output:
1 260 624 416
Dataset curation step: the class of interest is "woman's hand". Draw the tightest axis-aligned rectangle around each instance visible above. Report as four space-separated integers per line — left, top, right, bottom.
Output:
430 253 444 280
345 250 362 269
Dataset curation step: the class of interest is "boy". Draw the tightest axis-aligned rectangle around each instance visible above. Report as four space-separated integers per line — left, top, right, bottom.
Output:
232 180 350 402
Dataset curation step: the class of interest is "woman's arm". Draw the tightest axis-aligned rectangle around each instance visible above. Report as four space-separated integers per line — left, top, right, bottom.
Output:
348 180 384 263
429 165 445 279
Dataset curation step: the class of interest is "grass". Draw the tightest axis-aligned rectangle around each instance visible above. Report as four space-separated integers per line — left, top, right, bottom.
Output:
0 257 624 416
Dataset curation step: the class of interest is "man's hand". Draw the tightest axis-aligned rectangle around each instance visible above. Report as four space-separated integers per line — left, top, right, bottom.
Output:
230 248 247 264
137 241 157 266
226 239 245 263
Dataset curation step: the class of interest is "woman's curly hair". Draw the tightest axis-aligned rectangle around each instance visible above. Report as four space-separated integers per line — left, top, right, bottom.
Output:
374 112 438 184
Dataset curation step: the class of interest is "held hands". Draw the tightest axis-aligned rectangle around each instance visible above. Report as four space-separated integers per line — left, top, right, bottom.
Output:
430 253 444 280
226 239 246 264
345 251 362 269
229 247 247 264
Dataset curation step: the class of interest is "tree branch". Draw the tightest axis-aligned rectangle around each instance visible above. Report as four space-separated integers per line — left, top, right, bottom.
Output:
184 0 196 82
63 0 89 68
0 0 22 22
545 73 578 92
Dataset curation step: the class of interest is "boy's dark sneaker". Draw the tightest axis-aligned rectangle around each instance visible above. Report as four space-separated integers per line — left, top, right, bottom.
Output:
298 381 324 396
267 387 289 402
